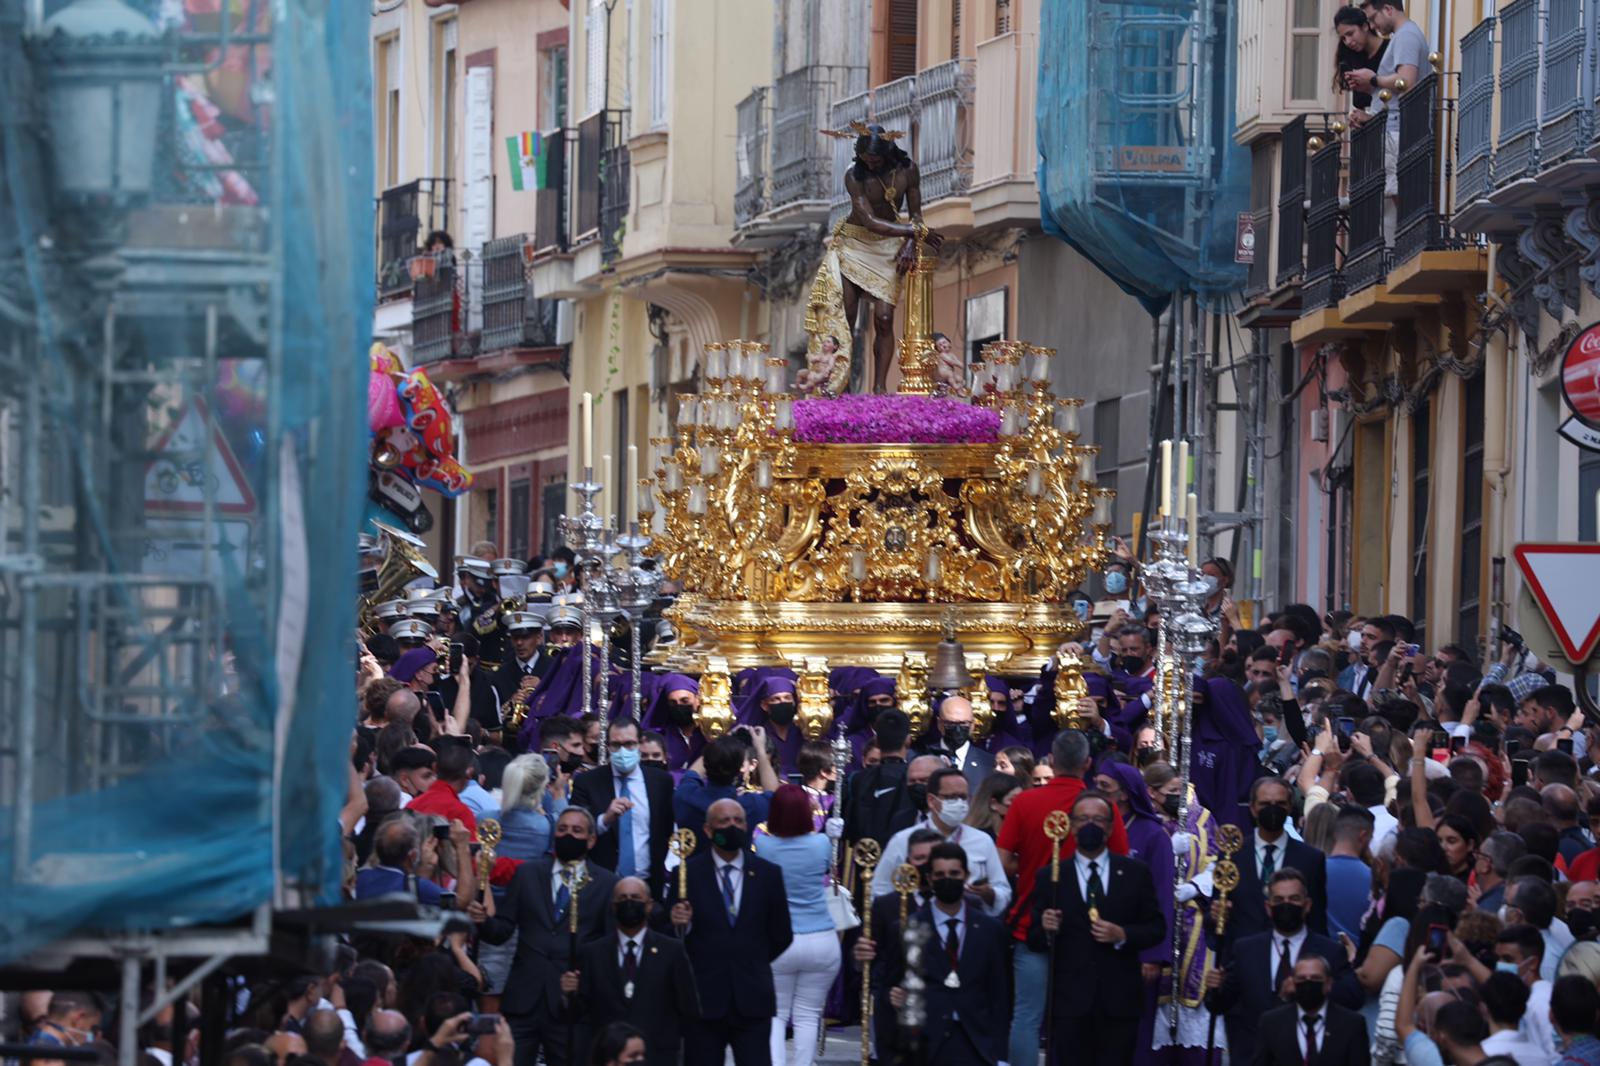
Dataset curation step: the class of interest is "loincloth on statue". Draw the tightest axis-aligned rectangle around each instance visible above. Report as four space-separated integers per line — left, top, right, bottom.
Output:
804 221 906 395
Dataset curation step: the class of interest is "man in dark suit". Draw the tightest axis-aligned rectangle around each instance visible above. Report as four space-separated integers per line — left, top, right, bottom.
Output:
1228 776 1328 942
915 695 995 794
854 827 942 1061
668 798 793 1066
492 611 554 709
474 807 618 1066
570 717 676 898
856 841 1009 1066
1206 869 1363 1066
561 876 700 1066
1251 955 1370 1066
843 709 914 849
1029 790 1165 1066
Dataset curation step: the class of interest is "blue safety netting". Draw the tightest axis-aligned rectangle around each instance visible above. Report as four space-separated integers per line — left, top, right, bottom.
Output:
1037 0 1252 313
0 0 371 963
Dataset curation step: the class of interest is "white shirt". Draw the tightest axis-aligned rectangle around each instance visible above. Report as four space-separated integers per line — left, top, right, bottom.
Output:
1074 850 1110 904
601 767 653 878
1541 921 1574 982
950 739 972 769
1270 927 1310 991
1480 1028 1552 1066
714 851 745 916
870 815 1012 917
1369 804 1399 852
1521 979 1558 1059
1295 1007 1326 1059
1254 830 1290 881
617 929 646 970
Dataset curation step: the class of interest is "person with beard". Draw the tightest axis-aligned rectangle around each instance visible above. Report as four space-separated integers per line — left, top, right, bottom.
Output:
915 695 995 794
472 807 618 1066
669 799 794 1066
570 718 676 898
738 673 805 779
1030 791 1165 1066
640 674 703 772
559 877 700 1066
1226 777 1329 941
1250 954 1370 1066
1205 869 1361 1065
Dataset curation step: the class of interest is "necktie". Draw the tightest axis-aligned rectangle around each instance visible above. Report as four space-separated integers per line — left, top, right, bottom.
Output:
945 918 961 969
1261 842 1277 887
616 776 637 877
555 868 572 918
720 864 738 921
1087 859 1105 912
1303 1013 1320 1066
623 939 639 983
1274 938 1292 995
524 662 535 676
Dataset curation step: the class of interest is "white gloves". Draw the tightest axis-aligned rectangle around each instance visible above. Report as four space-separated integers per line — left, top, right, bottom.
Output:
1171 831 1193 858
825 817 845 840
1176 882 1200 904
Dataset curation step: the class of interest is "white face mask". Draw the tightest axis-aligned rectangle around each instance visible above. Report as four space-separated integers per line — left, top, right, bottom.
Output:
937 798 970 825
1347 630 1363 652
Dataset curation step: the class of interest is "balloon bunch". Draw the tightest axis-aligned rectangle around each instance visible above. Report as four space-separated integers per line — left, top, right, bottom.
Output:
367 343 473 497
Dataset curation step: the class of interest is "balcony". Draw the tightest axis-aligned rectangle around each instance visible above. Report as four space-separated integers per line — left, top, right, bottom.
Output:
1275 117 1307 289
735 87 769 228
1453 19 1495 216
774 67 860 216
1494 0 1540 189
532 127 569 255
916 58 975 203
972 31 1040 229
1541 0 1588 168
600 112 631 264
827 88 873 227
411 251 463 365
480 235 563 354
375 178 452 301
1388 73 1488 296
1299 140 1345 314
1342 118 1389 297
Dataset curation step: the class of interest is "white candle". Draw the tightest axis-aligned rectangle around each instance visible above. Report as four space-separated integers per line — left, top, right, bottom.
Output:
925 547 942 585
701 444 720 476
582 392 593 471
639 480 657 514
600 453 611 519
850 549 868 583
1159 440 1172 519
1187 492 1199 565
1093 492 1112 526
627 445 638 520
755 457 773 490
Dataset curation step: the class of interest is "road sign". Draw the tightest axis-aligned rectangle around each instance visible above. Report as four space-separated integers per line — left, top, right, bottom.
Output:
1512 542 1600 665
144 398 258 515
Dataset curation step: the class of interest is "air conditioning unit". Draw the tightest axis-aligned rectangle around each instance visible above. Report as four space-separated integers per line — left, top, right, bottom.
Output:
556 299 575 345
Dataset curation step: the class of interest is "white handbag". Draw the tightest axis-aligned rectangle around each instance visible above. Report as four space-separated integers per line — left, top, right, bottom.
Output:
825 877 861 931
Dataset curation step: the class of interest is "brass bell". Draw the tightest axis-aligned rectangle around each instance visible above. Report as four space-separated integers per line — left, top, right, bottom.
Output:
928 633 973 692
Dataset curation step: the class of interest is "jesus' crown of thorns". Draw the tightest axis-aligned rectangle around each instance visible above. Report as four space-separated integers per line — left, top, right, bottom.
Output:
819 120 905 141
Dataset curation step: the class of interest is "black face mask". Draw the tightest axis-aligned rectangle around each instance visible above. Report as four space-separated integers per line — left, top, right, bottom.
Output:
1076 823 1107 853
931 877 966 904
711 825 748 852
942 724 972 749
1255 804 1289 833
1569 907 1599 941
668 702 697 728
553 835 589 863
613 899 649 928
907 782 929 812
1118 656 1147 675
1293 980 1327 1011
561 754 586 776
766 701 797 726
1270 901 1306 935
1161 793 1182 817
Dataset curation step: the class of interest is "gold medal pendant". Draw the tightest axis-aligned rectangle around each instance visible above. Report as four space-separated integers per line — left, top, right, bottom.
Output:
944 970 961 989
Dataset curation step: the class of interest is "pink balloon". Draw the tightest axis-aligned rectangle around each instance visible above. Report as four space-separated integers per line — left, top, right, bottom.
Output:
367 371 405 431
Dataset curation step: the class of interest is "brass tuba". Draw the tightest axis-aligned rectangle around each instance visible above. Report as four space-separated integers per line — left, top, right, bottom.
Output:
359 523 438 637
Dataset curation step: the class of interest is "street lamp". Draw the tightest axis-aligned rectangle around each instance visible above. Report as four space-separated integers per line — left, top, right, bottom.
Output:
29 0 166 208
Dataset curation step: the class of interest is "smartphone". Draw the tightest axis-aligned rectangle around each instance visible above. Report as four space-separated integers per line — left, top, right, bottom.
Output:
449 641 464 674
1507 737 1522 757
432 823 451 841
1559 737 1576 756
1335 717 1356 738
542 750 563 777
438 890 456 909
1512 757 1532 788
467 1013 500 1036
1450 735 1469 753
1278 643 1295 666
1426 923 1448 957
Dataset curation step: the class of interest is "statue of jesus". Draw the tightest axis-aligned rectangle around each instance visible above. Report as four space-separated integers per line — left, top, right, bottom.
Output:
805 124 945 394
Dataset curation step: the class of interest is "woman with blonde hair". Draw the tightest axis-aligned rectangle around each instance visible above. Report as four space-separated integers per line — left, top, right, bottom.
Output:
498 753 566 860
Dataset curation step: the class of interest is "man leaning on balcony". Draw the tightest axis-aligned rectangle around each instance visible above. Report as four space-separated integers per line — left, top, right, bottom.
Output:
1345 1 1428 229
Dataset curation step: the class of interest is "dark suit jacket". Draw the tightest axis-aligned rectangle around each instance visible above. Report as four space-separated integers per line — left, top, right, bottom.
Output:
570 764 676 896
571 930 700 1066
843 758 911 848
478 856 618 1019
881 903 1009 1065
1026 853 1165 1020
1229 836 1329 941
1251 1001 1370 1066
679 849 794 1021
1210 930 1363 1066
911 736 997 795
866 889 932 1058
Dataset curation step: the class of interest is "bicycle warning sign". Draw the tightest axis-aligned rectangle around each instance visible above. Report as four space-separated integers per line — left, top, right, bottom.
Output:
144 398 258 515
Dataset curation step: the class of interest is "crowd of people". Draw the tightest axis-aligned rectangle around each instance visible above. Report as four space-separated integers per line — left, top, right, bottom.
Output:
11 519 1600 1066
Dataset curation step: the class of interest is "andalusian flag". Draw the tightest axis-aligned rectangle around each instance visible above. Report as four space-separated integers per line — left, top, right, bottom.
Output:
506 131 550 192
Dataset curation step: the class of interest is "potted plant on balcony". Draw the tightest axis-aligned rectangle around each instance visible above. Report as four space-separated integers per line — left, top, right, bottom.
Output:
407 254 438 281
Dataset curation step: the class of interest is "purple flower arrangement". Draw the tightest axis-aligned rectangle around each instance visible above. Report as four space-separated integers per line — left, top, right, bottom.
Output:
793 395 1001 445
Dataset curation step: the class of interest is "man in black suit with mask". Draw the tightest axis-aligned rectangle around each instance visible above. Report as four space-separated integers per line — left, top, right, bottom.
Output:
669 798 793 1066
1252 955 1370 1066
474 807 617 1066
1229 776 1328 942
561 876 700 1066
1205 868 1362 1066
914 695 995 794
1029 790 1165 1066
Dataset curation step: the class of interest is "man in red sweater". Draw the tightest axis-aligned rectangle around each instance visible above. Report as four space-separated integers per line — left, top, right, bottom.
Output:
997 729 1129 1066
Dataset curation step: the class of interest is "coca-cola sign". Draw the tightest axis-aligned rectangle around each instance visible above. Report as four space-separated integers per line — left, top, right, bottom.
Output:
1560 321 1600 451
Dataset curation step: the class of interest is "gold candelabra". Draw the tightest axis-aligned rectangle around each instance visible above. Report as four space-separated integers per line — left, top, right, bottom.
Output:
695 656 737 739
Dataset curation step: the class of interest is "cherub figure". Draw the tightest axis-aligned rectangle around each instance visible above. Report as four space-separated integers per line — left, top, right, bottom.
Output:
932 332 965 396
796 334 844 396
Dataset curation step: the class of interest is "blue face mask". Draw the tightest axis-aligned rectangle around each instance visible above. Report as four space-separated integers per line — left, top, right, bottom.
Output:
553 561 570 579
610 747 640 774
1262 726 1279 747
1104 571 1128 595
1495 961 1520 976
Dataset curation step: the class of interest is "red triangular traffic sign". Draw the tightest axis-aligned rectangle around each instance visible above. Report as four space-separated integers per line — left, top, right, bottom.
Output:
1513 542 1600 665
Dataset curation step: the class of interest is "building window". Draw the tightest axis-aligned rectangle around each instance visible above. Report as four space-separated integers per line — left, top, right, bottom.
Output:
509 478 532 559
996 0 1012 35
887 0 918 80
432 18 457 183
543 45 569 129
1290 0 1321 101
965 288 1007 369
376 35 401 187
542 479 567 555
1457 375 1484 648
474 486 500 555
1411 398 1431 649
649 0 671 129
585 0 608 114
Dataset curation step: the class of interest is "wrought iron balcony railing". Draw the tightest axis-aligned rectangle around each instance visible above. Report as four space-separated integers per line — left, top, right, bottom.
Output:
576 112 602 240
600 110 630 263
1542 0 1590 167
1275 116 1307 288
1302 140 1345 312
916 58 974 202
735 87 769 227
1395 73 1462 267
376 177 452 299
412 251 462 364
1495 0 1540 185
1454 18 1495 212
532 127 569 254
1344 117 1389 294
480 235 562 353
772 66 860 212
